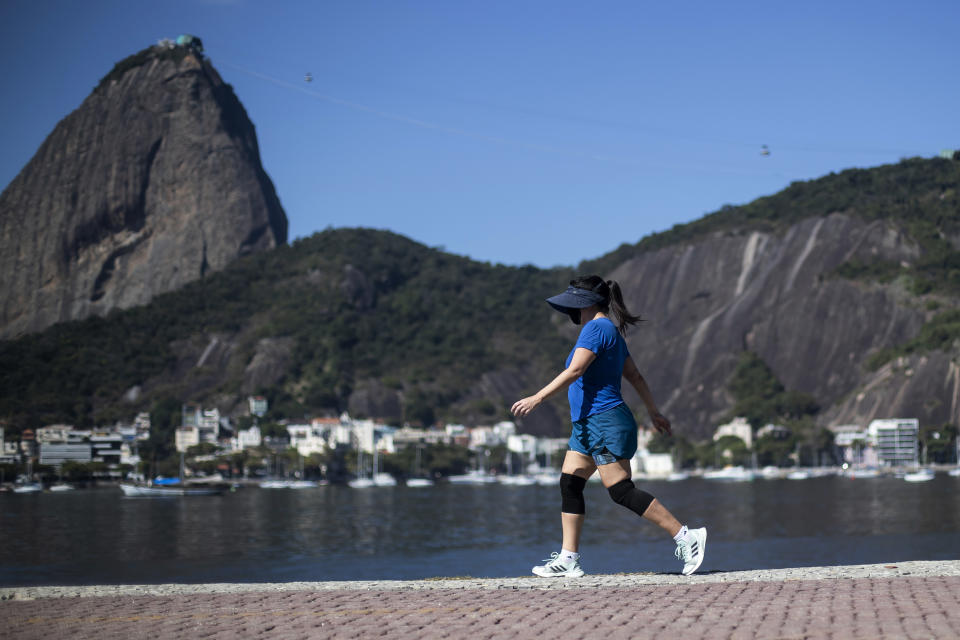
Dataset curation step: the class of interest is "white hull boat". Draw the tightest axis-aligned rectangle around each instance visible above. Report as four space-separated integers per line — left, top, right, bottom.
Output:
703 466 755 481
448 471 498 485
903 469 935 482
405 478 435 487
260 480 320 489
119 483 225 496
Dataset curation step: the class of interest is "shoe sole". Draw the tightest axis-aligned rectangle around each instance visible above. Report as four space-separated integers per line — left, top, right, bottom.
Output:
682 528 707 575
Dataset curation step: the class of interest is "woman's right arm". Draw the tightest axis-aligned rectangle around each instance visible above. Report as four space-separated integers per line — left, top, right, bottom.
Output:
510 347 596 417
622 355 672 435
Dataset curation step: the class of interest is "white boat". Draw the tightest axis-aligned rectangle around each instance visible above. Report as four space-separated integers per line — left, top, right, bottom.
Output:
498 474 538 486
260 479 320 489
786 470 811 480
349 438 396 488
535 472 560 486
760 466 782 479
119 483 225 496
12 482 42 493
448 470 498 485
49 483 75 492
120 452 226 496
348 477 376 488
666 472 690 481
903 469 935 482
405 477 435 487
845 468 881 478
373 472 397 486
703 466 755 481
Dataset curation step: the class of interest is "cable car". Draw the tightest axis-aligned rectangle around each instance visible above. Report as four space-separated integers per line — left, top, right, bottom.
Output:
760 145 770 156
304 72 313 83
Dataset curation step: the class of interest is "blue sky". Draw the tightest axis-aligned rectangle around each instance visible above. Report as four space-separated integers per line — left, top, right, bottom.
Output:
1 1 957 267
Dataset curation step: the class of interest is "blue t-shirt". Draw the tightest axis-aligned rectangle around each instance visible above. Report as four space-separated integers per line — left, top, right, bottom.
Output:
565 317 630 422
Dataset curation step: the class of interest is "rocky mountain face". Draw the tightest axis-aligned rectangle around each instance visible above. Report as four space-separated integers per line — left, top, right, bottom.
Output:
0 44 287 339
612 213 957 439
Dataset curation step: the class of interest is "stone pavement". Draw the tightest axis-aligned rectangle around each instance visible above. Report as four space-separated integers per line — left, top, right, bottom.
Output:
2 561 959 639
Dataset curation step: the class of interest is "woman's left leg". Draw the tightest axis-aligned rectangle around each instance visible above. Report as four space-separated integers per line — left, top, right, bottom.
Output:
596 459 682 536
597 458 707 575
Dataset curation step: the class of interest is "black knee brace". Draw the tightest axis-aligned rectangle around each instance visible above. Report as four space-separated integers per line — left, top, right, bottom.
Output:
608 479 654 516
559 473 586 514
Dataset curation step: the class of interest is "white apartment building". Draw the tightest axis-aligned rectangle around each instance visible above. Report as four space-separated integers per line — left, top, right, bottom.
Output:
507 434 538 462
232 425 262 451
868 418 919 466
175 426 200 453
182 405 221 444
714 416 753 448
287 423 329 457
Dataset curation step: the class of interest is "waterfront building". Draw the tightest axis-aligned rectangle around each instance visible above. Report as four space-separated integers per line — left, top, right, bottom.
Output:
394 427 452 448
18 429 38 459
351 417 396 454
40 442 92 465
175 425 200 453
90 431 123 466
829 424 878 466
248 396 268 418
468 426 499 449
714 416 753 448
868 418 920 467
287 423 328 457
36 425 75 444
181 404 221 445
507 434 538 464
38 428 93 465
757 423 791 439
133 412 152 439
231 424 262 451
0 427 16 463
632 451 674 478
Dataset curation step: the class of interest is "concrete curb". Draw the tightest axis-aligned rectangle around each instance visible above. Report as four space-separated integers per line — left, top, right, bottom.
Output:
4 560 959 600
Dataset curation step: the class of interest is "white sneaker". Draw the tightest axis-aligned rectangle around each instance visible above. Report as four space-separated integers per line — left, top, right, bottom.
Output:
532 552 585 578
675 527 707 575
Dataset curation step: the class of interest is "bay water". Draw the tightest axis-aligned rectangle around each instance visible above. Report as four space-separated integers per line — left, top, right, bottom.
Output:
2 474 958 586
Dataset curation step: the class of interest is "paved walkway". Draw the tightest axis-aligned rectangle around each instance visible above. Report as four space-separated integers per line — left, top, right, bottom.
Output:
3 561 959 639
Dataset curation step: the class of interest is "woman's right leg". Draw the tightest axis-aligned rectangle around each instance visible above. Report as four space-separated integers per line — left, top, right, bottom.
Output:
560 450 596 552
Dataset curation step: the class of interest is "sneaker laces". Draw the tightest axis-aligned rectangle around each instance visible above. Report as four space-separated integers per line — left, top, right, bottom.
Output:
674 540 688 561
541 551 563 565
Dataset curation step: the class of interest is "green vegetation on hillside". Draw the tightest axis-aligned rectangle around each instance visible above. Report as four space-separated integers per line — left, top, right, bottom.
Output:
866 309 960 370
0 229 571 435
727 351 819 428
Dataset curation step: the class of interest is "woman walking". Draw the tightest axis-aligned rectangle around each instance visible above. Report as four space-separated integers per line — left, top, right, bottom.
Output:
511 275 706 577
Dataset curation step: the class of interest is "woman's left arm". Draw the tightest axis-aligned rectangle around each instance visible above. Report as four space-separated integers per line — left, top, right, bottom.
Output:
622 355 672 435
510 348 596 417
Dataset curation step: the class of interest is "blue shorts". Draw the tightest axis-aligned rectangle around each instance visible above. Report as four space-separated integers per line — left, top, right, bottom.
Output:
568 403 638 466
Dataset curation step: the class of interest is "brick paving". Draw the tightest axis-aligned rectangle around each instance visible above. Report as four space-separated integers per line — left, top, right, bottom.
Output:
3 570 960 639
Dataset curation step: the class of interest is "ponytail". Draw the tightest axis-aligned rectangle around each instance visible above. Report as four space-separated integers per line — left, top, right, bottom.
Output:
569 275 643 336
606 280 643 335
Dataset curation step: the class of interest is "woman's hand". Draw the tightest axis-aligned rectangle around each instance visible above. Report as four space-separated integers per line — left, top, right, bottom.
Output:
650 411 672 436
511 395 542 417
